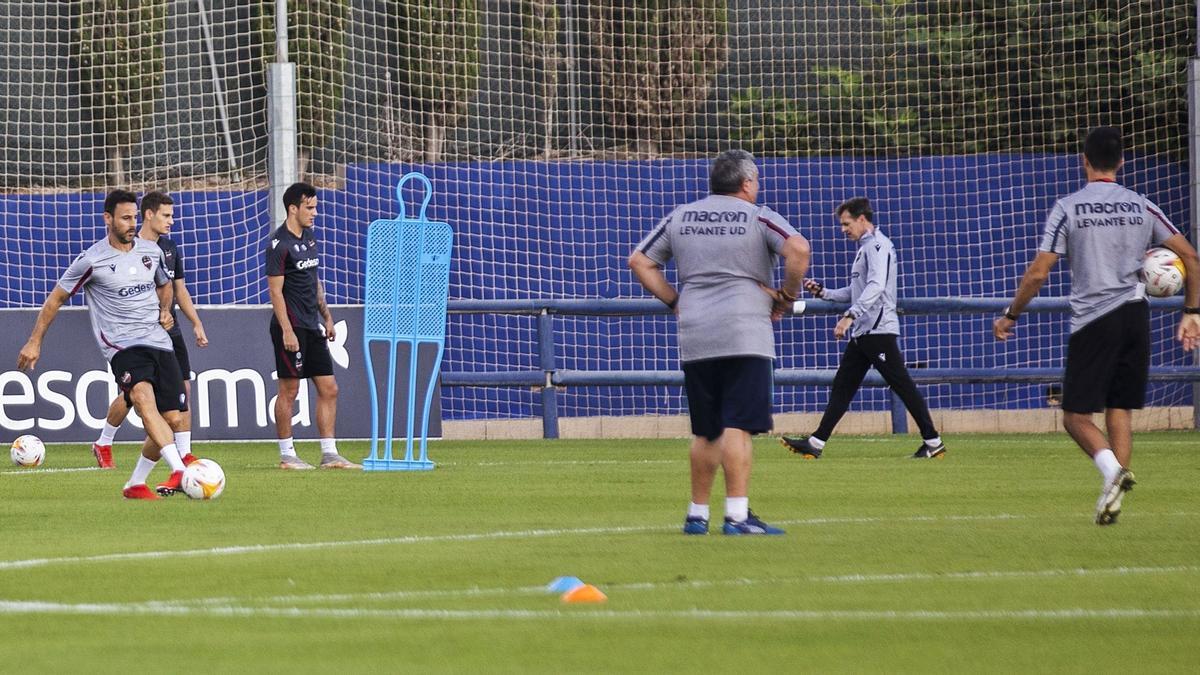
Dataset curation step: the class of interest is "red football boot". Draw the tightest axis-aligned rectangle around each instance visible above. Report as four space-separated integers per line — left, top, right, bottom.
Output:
181 453 199 467
155 470 185 497
123 484 161 500
92 443 115 469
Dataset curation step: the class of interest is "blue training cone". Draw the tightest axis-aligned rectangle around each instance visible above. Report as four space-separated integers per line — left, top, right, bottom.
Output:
546 576 585 594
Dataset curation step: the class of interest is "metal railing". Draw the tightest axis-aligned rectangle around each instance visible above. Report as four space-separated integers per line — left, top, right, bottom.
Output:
442 297 1200 438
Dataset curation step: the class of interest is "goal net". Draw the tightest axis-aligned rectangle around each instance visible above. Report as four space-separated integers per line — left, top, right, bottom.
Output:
0 1 1193 425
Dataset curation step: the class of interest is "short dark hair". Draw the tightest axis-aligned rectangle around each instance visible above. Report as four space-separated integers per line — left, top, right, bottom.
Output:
140 191 173 216
103 189 138 216
709 149 758 195
282 182 318 212
1083 126 1123 171
836 196 873 222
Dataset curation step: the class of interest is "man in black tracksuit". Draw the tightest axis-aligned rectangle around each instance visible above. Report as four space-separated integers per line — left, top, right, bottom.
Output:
781 197 946 460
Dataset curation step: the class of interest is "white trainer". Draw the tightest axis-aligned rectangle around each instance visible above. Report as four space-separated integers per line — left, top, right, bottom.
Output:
1095 468 1136 525
279 455 315 471
319 454 362 470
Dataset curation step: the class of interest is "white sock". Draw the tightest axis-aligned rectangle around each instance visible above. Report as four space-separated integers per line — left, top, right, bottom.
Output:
279 438 297 458
1093 448 1122 484
159 443 184 472
174 431 192 457
97 422 119 446
808 436 826 450
725 496 749 523
125 456 157 488
925 436 943 448
320 438 338 456
687 502 710 520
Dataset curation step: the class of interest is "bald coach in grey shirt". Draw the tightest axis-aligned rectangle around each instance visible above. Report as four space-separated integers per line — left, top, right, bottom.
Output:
630 149 810 536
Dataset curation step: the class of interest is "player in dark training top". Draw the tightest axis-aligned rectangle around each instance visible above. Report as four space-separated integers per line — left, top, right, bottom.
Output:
265 182 359 470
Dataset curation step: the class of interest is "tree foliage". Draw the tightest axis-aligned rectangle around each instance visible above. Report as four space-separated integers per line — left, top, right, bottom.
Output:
389 0 482 162
732 1 1192 158
586 1 728 157
255 0 348 159
521 0 561 159
74 0 167 183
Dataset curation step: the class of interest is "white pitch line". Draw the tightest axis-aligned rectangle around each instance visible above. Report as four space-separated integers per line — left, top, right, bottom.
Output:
0 467 102 476
449 459 680 467
809 565 1200 584
3 511 1196 574
0 514 1022 573
1 600 1198 622
165 564 1200 607
0 525 652 572
168 585 552 607
842 437 1200 446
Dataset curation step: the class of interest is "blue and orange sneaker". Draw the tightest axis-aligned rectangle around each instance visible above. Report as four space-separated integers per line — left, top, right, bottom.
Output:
683 515 709 535
722 510 785 535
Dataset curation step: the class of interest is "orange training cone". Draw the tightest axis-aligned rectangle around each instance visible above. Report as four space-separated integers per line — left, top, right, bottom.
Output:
561 584 607 604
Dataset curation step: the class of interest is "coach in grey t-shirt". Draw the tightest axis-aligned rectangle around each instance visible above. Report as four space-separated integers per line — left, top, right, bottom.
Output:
629 149 810 536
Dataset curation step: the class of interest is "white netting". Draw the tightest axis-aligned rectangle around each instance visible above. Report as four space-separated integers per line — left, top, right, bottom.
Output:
0 1 1194 422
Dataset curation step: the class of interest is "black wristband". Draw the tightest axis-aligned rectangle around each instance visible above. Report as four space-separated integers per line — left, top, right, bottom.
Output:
1184 307 1200 315
1004 306 1019 321
842 310 857 320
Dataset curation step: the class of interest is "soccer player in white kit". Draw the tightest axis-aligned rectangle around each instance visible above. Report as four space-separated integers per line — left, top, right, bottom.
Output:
17 190 191 499
994 127 1200 525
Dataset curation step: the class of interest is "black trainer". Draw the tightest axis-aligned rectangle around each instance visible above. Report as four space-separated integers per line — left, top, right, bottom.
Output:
780 435 822 459
911 442 947 459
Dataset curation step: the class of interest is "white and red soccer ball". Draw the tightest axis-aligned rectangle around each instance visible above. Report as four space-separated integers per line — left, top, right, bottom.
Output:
181 458 225 500
1141 247 1185 298
10 435 46 467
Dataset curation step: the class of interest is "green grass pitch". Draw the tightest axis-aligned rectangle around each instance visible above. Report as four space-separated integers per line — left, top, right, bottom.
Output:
1 433 1198 672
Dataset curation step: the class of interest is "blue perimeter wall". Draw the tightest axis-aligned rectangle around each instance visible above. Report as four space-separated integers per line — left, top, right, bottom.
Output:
1 156 1192 419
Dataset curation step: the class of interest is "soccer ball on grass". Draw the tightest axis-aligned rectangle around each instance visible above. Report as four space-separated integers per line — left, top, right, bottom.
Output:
10 435 46 467
181 458 225 500
1141 247 1185 298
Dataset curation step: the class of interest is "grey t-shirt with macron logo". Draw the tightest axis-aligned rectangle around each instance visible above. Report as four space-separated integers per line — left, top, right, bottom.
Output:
1040 180 1180 333
637 194 799 363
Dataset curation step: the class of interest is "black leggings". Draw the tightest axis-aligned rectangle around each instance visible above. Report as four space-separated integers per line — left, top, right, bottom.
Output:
813 333 938 441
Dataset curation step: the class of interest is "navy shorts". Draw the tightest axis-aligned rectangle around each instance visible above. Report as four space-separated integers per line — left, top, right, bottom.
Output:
110 346 187 413
169 330 192 380
1062 301 1150 413
270 322 335 379
682 356 774 441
